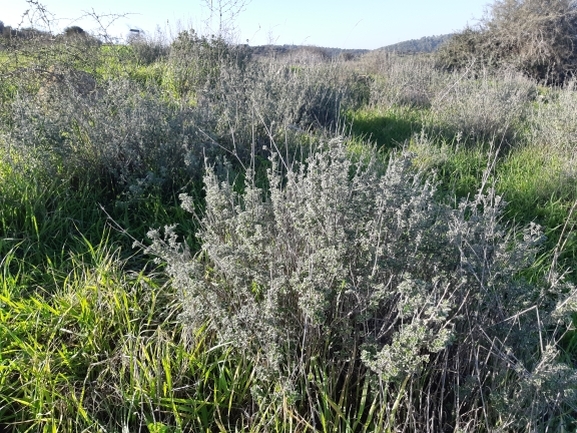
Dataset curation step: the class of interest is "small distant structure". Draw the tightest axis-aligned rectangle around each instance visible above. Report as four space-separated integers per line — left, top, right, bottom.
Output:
128 28 145 43
129 28 145 38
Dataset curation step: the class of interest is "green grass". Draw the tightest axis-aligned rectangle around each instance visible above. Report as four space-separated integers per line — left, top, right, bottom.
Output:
344 106 425 150
0 147 245 431
96 49 169 87
0 239 256 432
0 35 576 431
407 133 490 199
496 144 577 274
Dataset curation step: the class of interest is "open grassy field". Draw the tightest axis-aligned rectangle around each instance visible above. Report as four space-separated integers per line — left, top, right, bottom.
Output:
0 31 576 432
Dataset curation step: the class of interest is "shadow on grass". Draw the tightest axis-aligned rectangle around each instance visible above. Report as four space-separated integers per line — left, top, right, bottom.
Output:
497 154 577 277
345 107 424 151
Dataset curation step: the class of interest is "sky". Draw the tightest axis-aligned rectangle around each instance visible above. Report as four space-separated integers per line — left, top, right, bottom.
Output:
1 0 490 49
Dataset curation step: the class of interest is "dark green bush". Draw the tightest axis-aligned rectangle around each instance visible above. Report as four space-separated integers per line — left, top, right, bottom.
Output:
63 25 85 37
435 27 486 72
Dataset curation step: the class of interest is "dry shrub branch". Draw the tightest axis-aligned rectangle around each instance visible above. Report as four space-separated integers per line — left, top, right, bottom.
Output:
438 0 577 83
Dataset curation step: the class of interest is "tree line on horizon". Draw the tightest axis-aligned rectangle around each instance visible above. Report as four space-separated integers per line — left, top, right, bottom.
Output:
379 34 454 54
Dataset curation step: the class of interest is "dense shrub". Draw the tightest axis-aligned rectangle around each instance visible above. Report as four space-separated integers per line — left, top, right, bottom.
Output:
128 30 170 66
367 54 448 108
2 41 366 201
201 60 359 145
168 30 251 96
517 80 577 197
148 141 577 430
63 25 85 37
8 76 205 197
168 32 364 148
529 79 577 152
437 0 577 83
430 69 536 143
435 27 486 72
171 50 369 168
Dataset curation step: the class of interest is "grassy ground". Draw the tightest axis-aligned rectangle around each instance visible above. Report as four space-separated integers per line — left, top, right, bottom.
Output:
0 35 576 431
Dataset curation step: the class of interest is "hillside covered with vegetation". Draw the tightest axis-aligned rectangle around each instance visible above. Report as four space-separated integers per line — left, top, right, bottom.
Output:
379 34 454 54
0 0 576 431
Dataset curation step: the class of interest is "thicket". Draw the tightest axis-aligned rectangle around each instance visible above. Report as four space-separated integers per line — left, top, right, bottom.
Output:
437 0 577 83
0 5 576 431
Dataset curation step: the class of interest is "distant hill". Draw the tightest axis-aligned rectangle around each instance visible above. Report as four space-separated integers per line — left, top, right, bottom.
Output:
247 35 453 60
379 34 454 54
249 44 370 60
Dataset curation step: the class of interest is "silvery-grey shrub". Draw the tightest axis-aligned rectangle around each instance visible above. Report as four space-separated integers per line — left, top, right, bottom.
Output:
7 75 207 197
430 69 535 143
168 30 251 97
3 53 364 203
530 81 577 144
198 58 363 151
179 55 367 174
149 139 576 428
517 87 577 235
367 54 448 109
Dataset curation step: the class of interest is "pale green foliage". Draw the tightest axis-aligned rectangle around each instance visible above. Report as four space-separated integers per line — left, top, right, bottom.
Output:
128 31 170 66
149 140 577 429
364 54 536 145
528 81 577 177
196 58 365 157
165 32 364 171
168 29 251 96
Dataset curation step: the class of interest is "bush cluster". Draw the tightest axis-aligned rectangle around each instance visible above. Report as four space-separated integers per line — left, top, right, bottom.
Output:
127 30 170 66
1 35 367 208
168 30 251 96
166 33 367 167
366 54 447 108
437 0 577 83
430 69 536 143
